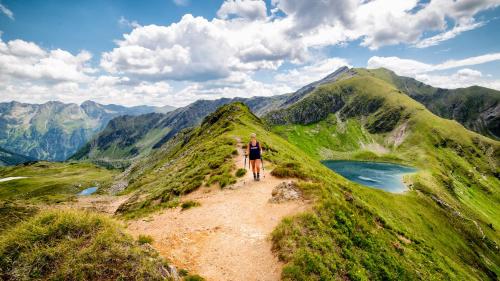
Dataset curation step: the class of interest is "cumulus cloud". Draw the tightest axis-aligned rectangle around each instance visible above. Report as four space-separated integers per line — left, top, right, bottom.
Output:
217 0 267 20
0 3 14 20
0 38 95 83
0 79 177 107
275 58 351 89
414 68 497 89
272 0 500 49
173 72 293 105
2 0 500 107
100 14 306 82
0 36 180 106
367 53 500 76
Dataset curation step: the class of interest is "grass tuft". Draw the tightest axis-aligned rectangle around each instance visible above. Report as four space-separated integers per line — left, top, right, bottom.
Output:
0 209 168 280
235 168 247 177
271 162 308 179
137 234 154 245
181 200 201 210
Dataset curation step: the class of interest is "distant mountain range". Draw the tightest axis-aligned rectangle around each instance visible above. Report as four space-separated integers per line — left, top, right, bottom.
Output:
0 100 175 161
72 67 499 167
2 67 498 166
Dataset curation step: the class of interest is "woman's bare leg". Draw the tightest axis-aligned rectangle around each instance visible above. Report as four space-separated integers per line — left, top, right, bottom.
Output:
254 159 261 174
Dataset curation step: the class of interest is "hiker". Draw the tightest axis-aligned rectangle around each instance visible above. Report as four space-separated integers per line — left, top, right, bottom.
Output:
246 133 262 181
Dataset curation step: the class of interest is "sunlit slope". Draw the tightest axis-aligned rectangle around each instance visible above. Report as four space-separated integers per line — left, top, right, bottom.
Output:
114 102 498 280
0 161 118 203
265 75 499 280
0 210 169 280
357 67 500 139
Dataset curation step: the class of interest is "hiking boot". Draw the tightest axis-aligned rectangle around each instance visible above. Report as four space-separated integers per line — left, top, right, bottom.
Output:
253 173 257 180
257 173 260 181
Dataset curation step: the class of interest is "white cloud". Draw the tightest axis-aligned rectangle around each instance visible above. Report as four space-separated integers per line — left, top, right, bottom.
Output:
0 3 14 20
367 53 500 76
272 0 500 50
0 38 95 83
173 0 189 7
173 72 293 105
367 55 500 91
271 0 357 32
100 0 500 85
100 14 306 82
275 58 351 89
414 20 485 48
413 68 500 90
3 0 500 108
0 37 179 107
118 16 140 29
217 0 267 20
0 77 175 107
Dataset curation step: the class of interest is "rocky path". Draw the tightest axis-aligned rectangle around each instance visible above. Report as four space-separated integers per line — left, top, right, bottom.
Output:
126 141 308 281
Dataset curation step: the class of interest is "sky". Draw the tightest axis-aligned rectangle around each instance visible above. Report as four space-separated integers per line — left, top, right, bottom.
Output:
0 0 500 107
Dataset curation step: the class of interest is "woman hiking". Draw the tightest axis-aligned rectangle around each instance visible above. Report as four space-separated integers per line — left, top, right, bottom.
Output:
246 133 263 181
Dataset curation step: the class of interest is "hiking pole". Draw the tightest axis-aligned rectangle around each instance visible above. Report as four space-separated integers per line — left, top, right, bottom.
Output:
244 155 247 170
261 156 265 178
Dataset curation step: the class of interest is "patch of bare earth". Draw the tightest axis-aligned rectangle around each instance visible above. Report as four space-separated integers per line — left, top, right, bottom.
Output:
127 141 309 281
59 195 130 214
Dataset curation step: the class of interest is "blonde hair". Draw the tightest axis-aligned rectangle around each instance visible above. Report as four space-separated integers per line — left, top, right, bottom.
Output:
250 133 256 138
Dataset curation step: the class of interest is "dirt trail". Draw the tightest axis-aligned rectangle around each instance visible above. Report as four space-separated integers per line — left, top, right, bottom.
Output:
127 141 308 281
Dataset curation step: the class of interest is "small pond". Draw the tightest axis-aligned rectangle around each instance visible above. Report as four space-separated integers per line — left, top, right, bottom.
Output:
78 186 98 196
322 160 417 193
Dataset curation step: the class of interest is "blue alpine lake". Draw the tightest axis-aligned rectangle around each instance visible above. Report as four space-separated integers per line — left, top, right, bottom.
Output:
78 186 98 195
322 160 417 193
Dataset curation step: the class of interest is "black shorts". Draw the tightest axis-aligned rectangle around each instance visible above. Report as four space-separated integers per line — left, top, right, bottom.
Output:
249 154 261 160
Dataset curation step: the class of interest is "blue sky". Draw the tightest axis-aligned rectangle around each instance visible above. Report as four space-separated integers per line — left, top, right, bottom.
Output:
1 0 499 107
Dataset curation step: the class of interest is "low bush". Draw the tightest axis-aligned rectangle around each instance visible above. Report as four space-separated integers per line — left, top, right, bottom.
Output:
271 162 308 180
138 234 154 244
184 274 205 281
181 200 201 210
235 168 247 177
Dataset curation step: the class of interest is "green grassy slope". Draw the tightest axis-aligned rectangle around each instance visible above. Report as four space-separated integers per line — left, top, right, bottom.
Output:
264 75 500 280
114 102 498 280
357 68 500 139
71 113 171 169
0 161 118 203
0 209 169 280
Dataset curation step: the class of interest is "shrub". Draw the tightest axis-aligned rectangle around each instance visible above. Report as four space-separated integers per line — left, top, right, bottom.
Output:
181 200 201 210
184 274 205 281
235 168 247 177
138 234 154 245
271 162 308 180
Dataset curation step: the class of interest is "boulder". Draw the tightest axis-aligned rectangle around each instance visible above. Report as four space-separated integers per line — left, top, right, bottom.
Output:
269 181 302 203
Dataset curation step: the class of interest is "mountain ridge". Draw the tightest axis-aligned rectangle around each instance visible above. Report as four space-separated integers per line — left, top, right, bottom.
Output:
72 67 500 167
112 100 498 280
